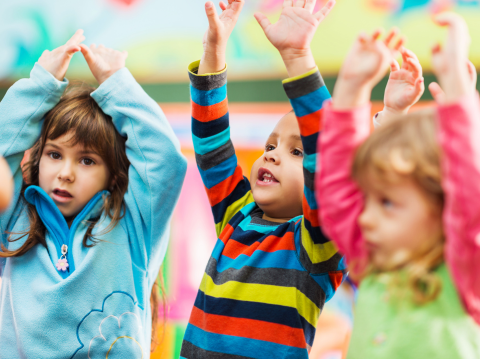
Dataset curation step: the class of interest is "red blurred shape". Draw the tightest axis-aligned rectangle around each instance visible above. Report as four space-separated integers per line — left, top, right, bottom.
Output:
109 0 140 7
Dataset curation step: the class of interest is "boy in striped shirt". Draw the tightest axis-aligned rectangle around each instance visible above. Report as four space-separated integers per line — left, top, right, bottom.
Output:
181 0 346 357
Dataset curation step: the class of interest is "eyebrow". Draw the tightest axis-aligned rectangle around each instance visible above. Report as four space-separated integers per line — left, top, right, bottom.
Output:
44 142 100 156
268 132 302 142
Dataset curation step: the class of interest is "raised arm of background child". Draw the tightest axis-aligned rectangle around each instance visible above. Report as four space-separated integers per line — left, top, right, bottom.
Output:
0 157 13 212
256 0 348 297
81 44 187 281
431 13 480 325
317 29 403 277
189 0 254 236
375 47 425 126
0 30 83 242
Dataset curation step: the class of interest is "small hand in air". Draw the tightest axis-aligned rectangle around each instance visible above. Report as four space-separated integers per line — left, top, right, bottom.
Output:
333 29 404 110
384 48 425 115
255 0 336 77
199 0 244 74
429 61 477 103
80 44 128 85
38 29 85 81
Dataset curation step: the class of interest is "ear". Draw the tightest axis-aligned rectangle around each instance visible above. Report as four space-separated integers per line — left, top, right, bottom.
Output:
109 175 117 191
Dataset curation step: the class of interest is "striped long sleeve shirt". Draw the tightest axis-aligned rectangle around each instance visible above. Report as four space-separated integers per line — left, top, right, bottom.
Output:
180 61 347 359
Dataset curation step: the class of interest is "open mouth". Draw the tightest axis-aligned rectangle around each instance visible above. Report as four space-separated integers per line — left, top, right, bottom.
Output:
53 188 73 198
257 167 279 184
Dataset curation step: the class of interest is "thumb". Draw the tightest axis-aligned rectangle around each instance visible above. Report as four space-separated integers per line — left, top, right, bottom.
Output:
254 12 271 33
65 45 81 57
205 1 220 29
428 82 445 103
79 44 96 65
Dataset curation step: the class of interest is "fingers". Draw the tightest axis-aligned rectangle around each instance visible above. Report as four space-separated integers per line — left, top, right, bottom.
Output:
401 48 422 78
66 29 85 46
304 0 316 13
219 1 227 10
254 12 272 32
433 12 470 49
294 0 306 8
415 77 425 93
283 0 294 8
65 45 81 56
205 1 220 29
383 27 399 47
229 0 244 16
390 59 400 72
314 0 336 22
79 43 96 65
428 82 445 103
467 60 477 89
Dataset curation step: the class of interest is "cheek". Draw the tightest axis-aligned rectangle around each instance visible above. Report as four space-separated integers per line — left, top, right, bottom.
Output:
38 158 54 186
250 158 262 184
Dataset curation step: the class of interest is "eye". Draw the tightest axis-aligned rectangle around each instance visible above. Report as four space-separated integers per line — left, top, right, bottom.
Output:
292 148 303 157
48 152 61 160
265 144 276 152
381 197 394 209
81 157 96 166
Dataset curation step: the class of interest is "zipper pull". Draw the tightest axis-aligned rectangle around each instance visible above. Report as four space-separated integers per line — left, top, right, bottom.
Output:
56 244 69 272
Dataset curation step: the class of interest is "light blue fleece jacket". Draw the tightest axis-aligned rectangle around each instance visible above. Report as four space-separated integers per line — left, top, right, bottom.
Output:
0 64 187 358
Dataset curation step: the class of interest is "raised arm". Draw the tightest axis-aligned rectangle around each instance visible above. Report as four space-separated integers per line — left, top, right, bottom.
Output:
82 45 187 272
0 30 83 240
317 29 403 276
429 13 480 324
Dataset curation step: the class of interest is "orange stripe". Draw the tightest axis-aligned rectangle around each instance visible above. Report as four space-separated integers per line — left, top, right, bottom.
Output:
192 98 228 123
222 239 249 259
219 224 234 245
297 109 323 137
205 167 244 207
303 195 319 228
189 306 307 349
329 271 344 291
222 232 296 260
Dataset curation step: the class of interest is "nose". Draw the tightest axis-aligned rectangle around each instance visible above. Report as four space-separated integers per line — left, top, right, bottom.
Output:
58 161 75 183
264 149 280 164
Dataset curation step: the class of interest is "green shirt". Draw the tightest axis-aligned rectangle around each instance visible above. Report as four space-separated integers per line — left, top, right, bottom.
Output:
348 264 480 358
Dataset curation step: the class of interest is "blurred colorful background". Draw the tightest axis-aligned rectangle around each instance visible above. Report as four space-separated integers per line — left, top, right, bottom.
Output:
1 0 479 358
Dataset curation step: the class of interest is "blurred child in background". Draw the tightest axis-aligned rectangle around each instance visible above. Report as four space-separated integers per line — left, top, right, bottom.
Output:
0 30 186 357
317 13 480 358
180 0 348 357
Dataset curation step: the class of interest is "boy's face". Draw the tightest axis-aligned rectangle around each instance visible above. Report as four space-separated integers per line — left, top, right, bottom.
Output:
358 172 443 271
250 112 304 221
39 131 112 219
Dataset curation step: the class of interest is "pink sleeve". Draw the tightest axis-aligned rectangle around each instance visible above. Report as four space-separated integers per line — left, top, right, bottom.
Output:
316 102 371 277
437 93 480 324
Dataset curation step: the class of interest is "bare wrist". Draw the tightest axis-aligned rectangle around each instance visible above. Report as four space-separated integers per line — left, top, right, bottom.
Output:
199 51 226 75
280 49 316 78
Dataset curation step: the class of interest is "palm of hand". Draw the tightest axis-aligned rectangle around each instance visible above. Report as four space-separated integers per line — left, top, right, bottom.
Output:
264 7 318 51
342 43 390 86
203 5 239 50
385 70 419 111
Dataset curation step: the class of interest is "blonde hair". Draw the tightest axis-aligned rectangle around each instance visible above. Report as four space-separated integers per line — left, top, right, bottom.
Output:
352 109 445 304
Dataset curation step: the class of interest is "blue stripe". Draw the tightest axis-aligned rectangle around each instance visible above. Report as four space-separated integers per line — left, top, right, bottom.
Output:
211 239 226 262
191 83 227 106
192 113 229 139
303 152 316 173
290 86 331 118
216 248 305 272
198 154 237 189
310 272 336 302
304 186 317 210
193 127 230 155
184 324 309 359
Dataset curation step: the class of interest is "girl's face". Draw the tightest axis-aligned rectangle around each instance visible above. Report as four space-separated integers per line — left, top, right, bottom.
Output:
38 131 112 219
358 172 443 271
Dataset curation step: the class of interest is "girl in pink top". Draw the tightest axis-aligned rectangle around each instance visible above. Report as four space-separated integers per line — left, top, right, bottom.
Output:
316 13 480 358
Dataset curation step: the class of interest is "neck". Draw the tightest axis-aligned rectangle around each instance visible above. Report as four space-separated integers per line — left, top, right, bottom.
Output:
261 213 291 224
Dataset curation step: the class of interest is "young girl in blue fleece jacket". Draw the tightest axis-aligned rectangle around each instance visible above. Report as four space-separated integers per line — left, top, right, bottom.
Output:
0 30 187 358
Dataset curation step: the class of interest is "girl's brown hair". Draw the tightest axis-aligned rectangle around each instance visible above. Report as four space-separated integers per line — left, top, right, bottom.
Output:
0 83 164 350
351 109 445 305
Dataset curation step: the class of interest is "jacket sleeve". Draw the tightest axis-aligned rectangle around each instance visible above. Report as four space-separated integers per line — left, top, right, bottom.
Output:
0 63 67 248
316 100 372 279
437 93 480 325
91 68 187 274
283 69 347 301
188 60 254 238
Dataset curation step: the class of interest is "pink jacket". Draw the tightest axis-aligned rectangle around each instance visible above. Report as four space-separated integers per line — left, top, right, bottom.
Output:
316 94 480 325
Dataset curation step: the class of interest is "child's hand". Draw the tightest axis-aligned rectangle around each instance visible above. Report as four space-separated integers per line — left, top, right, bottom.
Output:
333 29 404 110
431 12 471 102
198 0 244 75
38 30 85 81
429 61 477 103
80 44 128 85
0 157 13 212
383 48 425 115
255 0 336 78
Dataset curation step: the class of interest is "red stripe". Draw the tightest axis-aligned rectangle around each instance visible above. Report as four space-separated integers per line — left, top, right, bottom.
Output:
219 224 234 245
192 98 228 123
189 306 307 349
205 167 244 207
303 195 319 228
329 271 344 291
297 109 323 137
222 232 296 260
